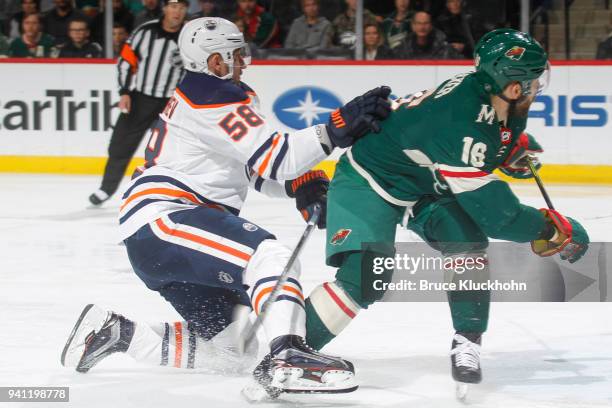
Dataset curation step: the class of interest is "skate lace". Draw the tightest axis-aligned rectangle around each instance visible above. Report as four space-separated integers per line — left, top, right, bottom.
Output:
450 334 480 369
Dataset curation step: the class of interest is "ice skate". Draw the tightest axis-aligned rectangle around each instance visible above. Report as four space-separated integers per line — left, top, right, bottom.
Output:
61 304 134 373
450 332 482 401
88 189 110 207
242 335 356 402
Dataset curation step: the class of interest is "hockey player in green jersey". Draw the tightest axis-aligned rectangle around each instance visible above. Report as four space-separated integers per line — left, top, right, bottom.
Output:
304 28 590 392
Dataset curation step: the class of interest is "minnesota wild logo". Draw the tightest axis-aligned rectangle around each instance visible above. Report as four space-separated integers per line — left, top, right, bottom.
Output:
330 229 352 245
505 46 526 60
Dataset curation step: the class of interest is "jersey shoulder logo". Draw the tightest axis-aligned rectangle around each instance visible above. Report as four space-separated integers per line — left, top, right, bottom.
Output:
505 46 526 60
500 127 513 145
218 271 234 284
243 222 258 232
475 104 496 125
330 229 352 245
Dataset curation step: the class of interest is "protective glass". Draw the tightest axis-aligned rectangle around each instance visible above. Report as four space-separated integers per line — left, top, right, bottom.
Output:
535 62 551 95
522 62 550 96
236 45 251 68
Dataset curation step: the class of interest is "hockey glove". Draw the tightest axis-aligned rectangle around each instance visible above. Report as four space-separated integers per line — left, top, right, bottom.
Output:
285 170 329 229
531 209 589 263
499 132 543 179
324 86 392 150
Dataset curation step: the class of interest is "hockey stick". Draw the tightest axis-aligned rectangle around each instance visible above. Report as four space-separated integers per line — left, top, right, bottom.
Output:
527 159 555 210
238 204 322 354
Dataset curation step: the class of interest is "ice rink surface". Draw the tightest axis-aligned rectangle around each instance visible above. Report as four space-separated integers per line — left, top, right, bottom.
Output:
1 174 611 408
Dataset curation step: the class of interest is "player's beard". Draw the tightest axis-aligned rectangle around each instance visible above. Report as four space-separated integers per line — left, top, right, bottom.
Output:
508 94 535 118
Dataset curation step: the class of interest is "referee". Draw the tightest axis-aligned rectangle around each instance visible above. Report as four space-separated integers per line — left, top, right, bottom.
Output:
89 0 189 206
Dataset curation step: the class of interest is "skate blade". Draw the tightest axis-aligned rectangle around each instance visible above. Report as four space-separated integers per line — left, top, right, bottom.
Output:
60 304 108 369
455 382 469 402
272 367 358 394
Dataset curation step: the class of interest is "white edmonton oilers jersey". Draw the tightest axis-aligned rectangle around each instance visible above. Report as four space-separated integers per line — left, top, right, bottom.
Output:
118 72 327 240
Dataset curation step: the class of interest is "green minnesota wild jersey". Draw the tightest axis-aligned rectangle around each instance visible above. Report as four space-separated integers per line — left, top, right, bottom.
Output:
346 72 546 242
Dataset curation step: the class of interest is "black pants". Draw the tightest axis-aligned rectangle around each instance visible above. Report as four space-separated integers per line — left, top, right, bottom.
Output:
99 92 168 197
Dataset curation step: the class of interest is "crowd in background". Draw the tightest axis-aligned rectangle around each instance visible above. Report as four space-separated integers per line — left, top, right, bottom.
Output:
0 0 567 60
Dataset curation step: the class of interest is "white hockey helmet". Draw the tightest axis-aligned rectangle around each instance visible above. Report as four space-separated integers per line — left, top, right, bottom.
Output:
178 17 251 79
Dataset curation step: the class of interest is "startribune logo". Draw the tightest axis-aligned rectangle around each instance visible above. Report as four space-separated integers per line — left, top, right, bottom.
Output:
505 46 526 60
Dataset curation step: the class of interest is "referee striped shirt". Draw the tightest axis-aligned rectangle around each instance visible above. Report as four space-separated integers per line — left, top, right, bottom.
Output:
117 19 184 98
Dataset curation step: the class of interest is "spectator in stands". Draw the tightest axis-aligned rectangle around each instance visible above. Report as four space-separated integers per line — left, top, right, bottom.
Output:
9 13 57 56
112 22 128 57
596 33 612 59
0 0 21 35
284 0 332 51
0 32 9 56
135 0 162 27
332 0 377 48
364 22 394 60
394 11 459 59
111 0 135 32
124 0 145 15
236 0 280 48
189 0 218 20
214 0 235 20
435 0 475 58
76 0 99 18
42 0 87 45
364 0 394 16
265 0 301 41
234 16 247 36
92 0 134 44
7 0 39 39
425 0 446 18
317 0 342 23
233 16 260 57
382 0 413 50
58 16 101 57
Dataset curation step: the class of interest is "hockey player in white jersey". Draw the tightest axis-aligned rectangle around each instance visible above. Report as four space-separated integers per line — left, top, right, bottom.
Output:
61 17 392 396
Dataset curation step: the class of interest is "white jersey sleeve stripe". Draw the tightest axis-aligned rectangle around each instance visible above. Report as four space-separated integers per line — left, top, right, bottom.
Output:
269 133 289 180
438 165 499 194
254 133 283 177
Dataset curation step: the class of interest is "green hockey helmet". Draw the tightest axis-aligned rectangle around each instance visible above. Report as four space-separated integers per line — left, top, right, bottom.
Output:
474 28 549 97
